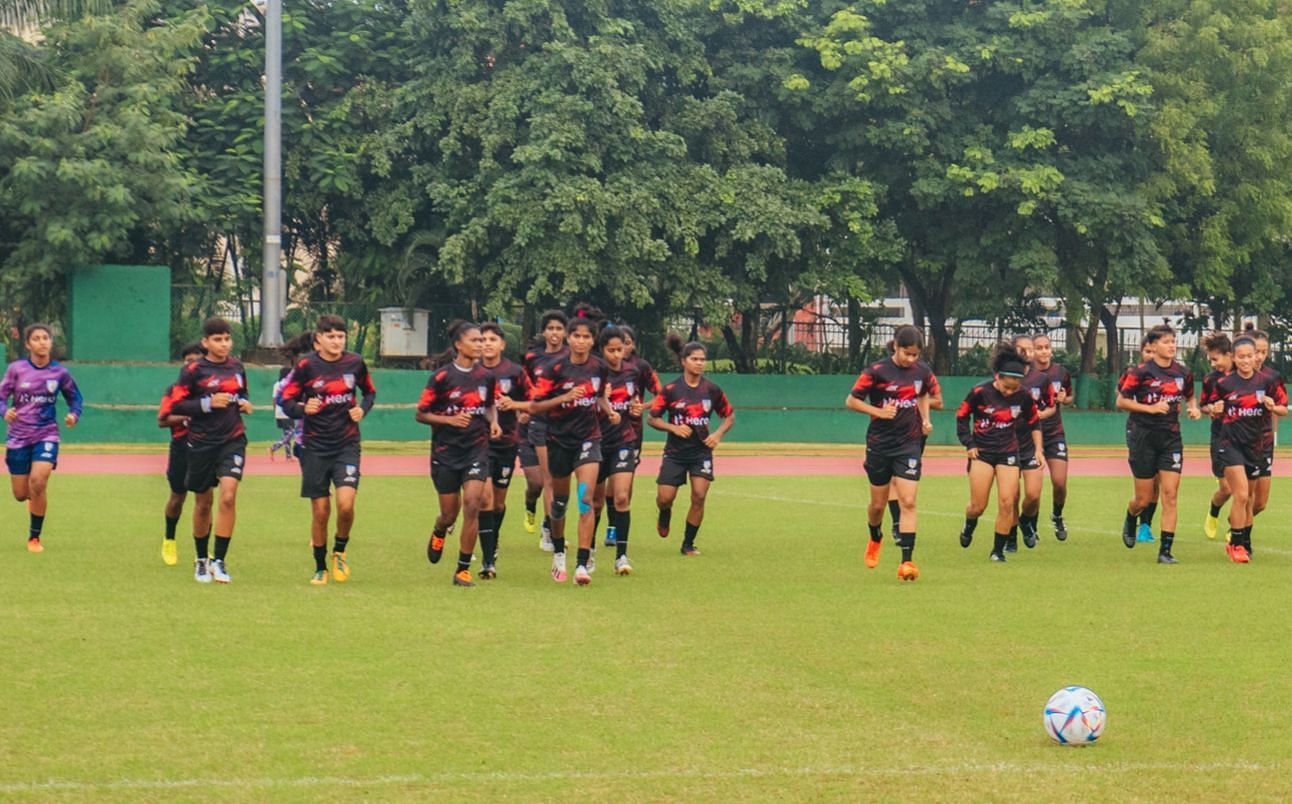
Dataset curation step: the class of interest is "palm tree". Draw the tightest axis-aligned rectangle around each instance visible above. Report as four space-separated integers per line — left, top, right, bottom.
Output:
0 0 109 97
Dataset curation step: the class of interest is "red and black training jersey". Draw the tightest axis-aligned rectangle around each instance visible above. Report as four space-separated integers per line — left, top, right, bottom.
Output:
167 356 249 445
417 362 496 463
1259 365 1285 451
956 381 1038 454
1217 369 1287 449
1020 367 1055 444
523 346 569 423
649 377 734 462
850 357 940 456
1119 360 1195 434
1201 369 1227 442
532 354 609 446
158 387 188 442
1032 363 1070 441
278 351 376 450
600 362 644 450
624 354 662 445
484 357 531 448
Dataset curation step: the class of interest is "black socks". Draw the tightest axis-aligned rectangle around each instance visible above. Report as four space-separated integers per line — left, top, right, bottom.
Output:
868 523 883 543
1160 530 1175 554
683 521 700 547
457 552 471 572
887 500 900 530
658 507 672 532
577 547 591 568
992 533 1007 557
899 532 915 563
213 536 230 561
478 510 498 566
1140 502 1157 527
313 544 327 572
29 513 44 540
1209 503 1221 518
610 509 631 558
164 515 178 540
195 532 210 560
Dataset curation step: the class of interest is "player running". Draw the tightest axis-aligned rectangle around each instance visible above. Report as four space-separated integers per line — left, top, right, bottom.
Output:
1200 333 1234 541
527 316 615 585
1030 332 1072 540
157 342 204 565
846 325 937 581
1115 324 1201 564
166 317 253 584
522 311 569 550
1247 327 1282 554
609 325 661 547
416 321 501 588
1 323 83 553
478 322 531 579
278 315 376 585
1010 334 1052 552
955 342 1042 563
592 325 645 576
1209 335 1287 562
648 334 735 557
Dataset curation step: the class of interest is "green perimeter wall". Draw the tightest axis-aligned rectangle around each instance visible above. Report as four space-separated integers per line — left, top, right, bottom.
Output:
45 366 1214 446
66 265 170 362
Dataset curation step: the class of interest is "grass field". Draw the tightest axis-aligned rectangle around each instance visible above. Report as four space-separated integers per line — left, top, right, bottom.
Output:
4 471 1292 800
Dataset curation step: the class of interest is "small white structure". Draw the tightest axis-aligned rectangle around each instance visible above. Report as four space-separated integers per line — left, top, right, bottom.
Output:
378 307 430 357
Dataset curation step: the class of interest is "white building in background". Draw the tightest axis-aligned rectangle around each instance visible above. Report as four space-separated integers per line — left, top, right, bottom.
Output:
783 290 1254 356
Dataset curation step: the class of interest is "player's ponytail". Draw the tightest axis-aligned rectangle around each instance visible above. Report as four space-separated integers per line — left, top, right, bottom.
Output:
666 332 706 367
887 325 924 354
1202 332 1232 354
431 320 479 368
279 331 315 362
991 341 1027 378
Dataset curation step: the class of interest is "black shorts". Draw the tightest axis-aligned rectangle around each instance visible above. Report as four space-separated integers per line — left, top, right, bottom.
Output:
527 417 548 447
1210 442 1225 479
1258 444 1274 479
547 439 601 478
1126 426 1183 479
864 451 922 485
300 443 361 498
430 447 490 495
518 439 538 468
967 451 1020 472
599 444 637 482
1018 442 1042 471
1216 441 1262 479
489 443 519 488
185 435 247 493
657 454 715 486
1043 434 1069 461
166 438 188 495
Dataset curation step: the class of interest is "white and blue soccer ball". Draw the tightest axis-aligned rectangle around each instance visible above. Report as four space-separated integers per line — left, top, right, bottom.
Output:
1043 686 1106 745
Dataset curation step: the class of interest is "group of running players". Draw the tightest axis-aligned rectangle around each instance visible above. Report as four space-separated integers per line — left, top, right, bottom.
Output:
141 308 734 588
1 317 1283 584
847 322 1285 578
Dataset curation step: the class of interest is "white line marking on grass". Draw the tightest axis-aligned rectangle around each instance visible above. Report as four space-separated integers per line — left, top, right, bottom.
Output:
709 490 1292 557
0 762 1278 793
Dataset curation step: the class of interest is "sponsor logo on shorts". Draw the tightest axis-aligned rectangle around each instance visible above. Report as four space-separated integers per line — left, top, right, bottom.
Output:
233 454 243 467
1172 452 1182 469
501 467 511 478
619 448 630 460
1007 455 1017 465
702 459 712 472
345 465 356 476
580 441 593 459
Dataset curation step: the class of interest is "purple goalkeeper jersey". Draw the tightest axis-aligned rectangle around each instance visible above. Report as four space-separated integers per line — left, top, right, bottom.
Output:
0 359 84 448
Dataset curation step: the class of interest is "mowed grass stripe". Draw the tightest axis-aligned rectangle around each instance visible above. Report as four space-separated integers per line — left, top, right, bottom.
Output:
2 474 1291 800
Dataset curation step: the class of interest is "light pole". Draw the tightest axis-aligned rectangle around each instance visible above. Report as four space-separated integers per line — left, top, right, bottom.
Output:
258 0 284 348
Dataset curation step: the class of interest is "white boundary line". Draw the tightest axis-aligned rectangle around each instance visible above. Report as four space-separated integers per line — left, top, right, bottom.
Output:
0 761 1279 793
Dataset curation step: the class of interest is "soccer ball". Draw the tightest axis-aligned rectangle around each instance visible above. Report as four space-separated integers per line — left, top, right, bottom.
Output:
1043 686 1106 745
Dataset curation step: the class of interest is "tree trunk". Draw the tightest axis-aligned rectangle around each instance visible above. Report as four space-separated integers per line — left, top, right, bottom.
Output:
1078 309 1100 375
721 306 757 374
1099 304 1121 378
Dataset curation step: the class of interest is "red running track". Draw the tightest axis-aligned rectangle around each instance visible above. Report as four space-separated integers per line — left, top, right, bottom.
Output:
48 453 1292 477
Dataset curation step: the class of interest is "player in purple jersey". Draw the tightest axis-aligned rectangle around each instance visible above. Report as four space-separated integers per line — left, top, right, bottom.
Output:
1115 324 1201 564
166 317 254 583
1 323 83 552
1031 333 1072 540
845 325 937 581
954 343 1042 562
1200 333 1234 542
648 334 735 557
157 342 205 566
526 316 615 585
279 316 377 585
1208 336 1287 562
416 322 501 588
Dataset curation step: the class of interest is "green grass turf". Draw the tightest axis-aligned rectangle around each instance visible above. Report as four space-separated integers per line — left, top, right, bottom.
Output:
2 473 1291 801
